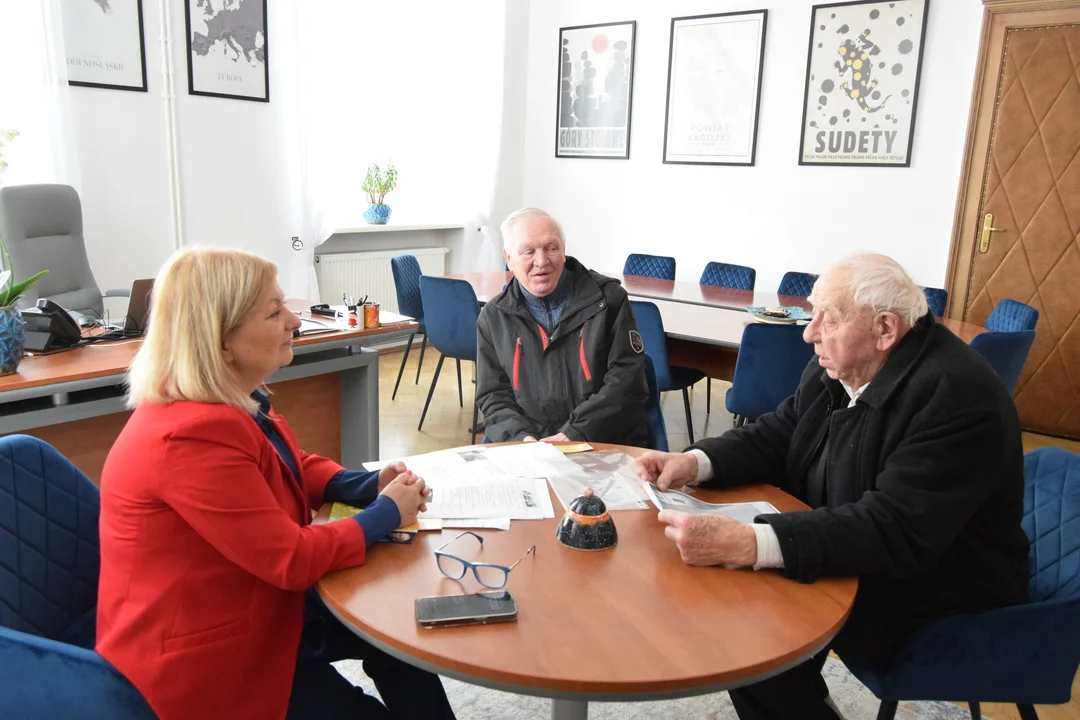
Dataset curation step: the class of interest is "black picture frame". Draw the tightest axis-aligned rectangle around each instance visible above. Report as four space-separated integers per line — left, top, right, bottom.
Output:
64 0 148 93
555 20 637 160
662 9 768 166
798 0 930 167
184 0 270 103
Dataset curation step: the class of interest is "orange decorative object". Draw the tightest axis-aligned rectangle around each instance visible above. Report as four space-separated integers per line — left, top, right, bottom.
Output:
363 303 380 329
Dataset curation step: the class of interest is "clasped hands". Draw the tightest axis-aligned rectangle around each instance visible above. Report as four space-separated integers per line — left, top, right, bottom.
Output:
632 451 758 568
376 461 430 527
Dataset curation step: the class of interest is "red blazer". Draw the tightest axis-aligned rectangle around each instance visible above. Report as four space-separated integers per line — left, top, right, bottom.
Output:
96 400 368 720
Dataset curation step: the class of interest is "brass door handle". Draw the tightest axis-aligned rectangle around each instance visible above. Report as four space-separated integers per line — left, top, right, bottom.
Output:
980 213 1004 253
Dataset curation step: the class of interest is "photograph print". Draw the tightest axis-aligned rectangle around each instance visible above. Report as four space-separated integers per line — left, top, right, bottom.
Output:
799 0 929 166
62 0 148 92
556 21 636 159
185 0 269 102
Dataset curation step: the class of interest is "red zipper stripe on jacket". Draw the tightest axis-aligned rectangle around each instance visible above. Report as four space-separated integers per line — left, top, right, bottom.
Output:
513 336 522 390
579 329 592 381
537 325 549 351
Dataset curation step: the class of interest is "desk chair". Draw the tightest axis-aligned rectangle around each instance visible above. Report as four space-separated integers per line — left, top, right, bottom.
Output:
986 299 1039 332
923 287 948 318
699 261 758 414
0 184 129 319
970 329 1037 394
624 254 676 281
777 271 819 299
390 254 428 399
844 447 1080 720
642 355 669 452
0 435 156 719
726 323 815 427
418 276 482 443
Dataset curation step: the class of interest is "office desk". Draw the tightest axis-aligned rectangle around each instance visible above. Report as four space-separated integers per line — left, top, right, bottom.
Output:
316 442 858 720
0 300 417 482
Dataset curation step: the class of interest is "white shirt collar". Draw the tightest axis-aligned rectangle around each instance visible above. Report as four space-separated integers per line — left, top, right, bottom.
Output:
841 381 870 407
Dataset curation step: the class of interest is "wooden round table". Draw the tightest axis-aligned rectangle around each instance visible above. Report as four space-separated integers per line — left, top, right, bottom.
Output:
316 443 858 720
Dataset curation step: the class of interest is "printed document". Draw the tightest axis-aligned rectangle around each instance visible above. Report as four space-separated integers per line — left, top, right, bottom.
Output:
643 483 779 524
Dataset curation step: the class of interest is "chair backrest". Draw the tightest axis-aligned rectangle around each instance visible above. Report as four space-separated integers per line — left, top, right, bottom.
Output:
726 323 816 421
923 287 948 317
390 254 424 321
624 254 676 281
777 271 819 298
419 276 480 361
699 261 756 291
0 435 100 639
969 329 1036 394
642 355 669 452
1022 447 1080 603
0 184 104 317
629 301 675 390
986 298 1039 332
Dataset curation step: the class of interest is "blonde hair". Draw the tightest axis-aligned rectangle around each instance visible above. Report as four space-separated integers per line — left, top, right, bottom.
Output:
126 246 279 413
829 253 929 328
500 207 565 252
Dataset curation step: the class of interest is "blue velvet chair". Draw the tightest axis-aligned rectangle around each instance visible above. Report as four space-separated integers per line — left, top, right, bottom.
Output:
924 287 948 317
777 271 819 298
418 276 482 443
630 301 706 444
844 446 1080 720
726 324 815 427
698 261 757 415
986 298 1040 332
624 254 676 281
0 435 156 719
970 329 1037 394
390 254 428 399
642 354 669 452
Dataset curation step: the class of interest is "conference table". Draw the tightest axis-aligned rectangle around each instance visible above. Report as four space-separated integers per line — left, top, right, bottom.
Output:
0 300 417 482
316 441 858 720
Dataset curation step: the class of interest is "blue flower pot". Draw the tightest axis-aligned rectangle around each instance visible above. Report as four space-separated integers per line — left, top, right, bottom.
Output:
363 204 392 225
0 306 25 376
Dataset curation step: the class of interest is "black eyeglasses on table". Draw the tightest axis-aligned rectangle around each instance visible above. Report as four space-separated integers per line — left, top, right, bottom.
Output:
434 531 536 589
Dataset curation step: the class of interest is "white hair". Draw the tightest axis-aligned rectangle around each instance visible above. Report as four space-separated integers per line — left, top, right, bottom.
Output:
500 208 565 251
828 253 929 328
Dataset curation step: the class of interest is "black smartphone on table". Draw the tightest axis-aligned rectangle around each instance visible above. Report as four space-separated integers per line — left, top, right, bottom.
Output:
415 591 518 628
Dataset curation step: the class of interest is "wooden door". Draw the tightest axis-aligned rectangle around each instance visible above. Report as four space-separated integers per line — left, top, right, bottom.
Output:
947 0 1080 438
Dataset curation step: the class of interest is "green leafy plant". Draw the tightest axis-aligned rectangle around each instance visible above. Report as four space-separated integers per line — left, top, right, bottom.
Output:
0 128 19 174
0 234 47 308
361 162 398 205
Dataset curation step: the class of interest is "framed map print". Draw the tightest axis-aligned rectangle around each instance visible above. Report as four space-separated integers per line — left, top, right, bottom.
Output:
62 0 148 92
662 10 768 166
184 0 269 102
798 0 929 166
555 21 636 159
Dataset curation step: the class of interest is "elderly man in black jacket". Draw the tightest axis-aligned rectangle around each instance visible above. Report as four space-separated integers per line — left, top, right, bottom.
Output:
634 253 1029 720
477 208 648 445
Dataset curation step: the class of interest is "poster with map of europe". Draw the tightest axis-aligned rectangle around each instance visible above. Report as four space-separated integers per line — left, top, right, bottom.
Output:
184 0 269 102
62 0 147 91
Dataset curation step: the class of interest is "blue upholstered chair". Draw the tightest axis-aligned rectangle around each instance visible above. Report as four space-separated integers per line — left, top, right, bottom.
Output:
924 287 948 318
630 301 706 444
623 254 676 281
986 299 1040 332
844 446 1080 720
390 254 428 399
777 271 819 299
698 261 757 414
0 435 156 719
418 276 482 443
642 355 669 452
970 330 1037 394
726 324 815 427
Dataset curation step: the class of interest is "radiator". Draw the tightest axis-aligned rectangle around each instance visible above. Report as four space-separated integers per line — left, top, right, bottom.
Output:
315 247 449 314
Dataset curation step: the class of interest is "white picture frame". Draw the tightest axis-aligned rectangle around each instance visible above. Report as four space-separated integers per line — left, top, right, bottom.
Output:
62 0 148 92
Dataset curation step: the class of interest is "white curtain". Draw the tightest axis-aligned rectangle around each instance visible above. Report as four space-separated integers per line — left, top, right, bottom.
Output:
281 0 508 300
0 0 81 189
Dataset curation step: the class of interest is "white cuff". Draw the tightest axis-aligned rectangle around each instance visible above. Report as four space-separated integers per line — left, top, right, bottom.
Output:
686 449 713 485
750 523 785 569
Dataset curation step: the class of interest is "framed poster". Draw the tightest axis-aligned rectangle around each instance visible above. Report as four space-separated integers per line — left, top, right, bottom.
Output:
798 0 929 166
62 0 148 92
184 0 269 102
663 10 768 166
555 21 636 159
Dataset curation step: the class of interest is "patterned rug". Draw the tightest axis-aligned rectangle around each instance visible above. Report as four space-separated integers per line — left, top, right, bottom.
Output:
334 656 985 719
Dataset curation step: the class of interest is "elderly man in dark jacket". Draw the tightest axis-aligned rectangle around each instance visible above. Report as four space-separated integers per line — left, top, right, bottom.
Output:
634 253 1029 720
477 208 648 445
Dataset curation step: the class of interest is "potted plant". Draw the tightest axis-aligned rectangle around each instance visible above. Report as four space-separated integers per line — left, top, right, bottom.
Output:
0 235 48 375
361 162 398 225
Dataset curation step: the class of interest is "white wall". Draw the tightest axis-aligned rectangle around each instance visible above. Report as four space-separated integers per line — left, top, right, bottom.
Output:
521 0 984 290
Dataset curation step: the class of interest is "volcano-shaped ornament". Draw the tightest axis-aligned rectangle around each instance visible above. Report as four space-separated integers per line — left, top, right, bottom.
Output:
555 487 617 551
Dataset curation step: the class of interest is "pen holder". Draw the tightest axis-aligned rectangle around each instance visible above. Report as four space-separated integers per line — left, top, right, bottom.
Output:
555 487 617 551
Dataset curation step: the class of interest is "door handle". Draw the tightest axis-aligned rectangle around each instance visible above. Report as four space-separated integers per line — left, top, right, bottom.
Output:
980 213 1004 253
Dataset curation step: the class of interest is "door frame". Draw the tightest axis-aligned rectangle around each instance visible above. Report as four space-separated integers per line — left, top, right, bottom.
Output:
944 0 1080 319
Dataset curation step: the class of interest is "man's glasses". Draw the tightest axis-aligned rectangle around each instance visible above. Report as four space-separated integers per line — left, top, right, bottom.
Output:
434 531 536 589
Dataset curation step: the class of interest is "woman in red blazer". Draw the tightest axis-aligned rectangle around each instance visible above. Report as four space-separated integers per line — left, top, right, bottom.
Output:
96 247 456 720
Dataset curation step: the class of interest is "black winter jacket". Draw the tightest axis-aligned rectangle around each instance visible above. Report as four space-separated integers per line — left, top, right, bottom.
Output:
476 257 648 445
692 313 1030 617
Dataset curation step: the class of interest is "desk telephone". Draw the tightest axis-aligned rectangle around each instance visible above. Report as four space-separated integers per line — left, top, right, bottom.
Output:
21 299 83 352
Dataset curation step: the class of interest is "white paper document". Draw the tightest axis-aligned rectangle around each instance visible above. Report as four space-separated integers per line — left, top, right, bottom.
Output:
642 483 779 524
421 477 553 521
547 449 650 512
442 518 512 531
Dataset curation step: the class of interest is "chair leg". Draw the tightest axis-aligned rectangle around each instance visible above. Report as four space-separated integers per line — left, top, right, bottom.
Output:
471 400 479 444
1016 704 1039 720
418 355 445 431
968 701 981 720
391 333 416 400
415 335 428 384
875 700 899 720
706 377 712 415
681 387 695 445
456 359 463 408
